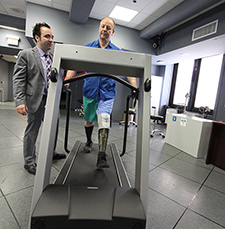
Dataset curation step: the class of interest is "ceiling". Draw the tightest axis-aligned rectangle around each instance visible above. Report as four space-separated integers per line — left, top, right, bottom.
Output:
0 0 184 31
0 0 224 65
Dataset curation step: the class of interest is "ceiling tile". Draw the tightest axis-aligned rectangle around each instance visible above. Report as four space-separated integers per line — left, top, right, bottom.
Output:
151 2 175 18
125 23 137 29
103 0 118 4
91 0 115 16
133 24 146 31
0 4 7 14
89 12 105 21
142 0 168 15
1 1 26 18
1 0 25 4
112 18 128 27
116 0 153 11
27 0 52 8
130 12 150 25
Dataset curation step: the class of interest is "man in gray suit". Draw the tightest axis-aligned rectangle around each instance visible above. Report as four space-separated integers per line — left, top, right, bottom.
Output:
13 22 66 175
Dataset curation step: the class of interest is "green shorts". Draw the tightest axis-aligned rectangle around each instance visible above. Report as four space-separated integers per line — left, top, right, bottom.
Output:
83 96 98 122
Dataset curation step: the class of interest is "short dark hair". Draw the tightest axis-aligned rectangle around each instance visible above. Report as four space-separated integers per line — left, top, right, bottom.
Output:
32 22 51 42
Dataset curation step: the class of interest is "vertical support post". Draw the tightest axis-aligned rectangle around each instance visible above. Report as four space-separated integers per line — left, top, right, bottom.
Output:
135 55 151 213
29 44 63 227
64 88 72 153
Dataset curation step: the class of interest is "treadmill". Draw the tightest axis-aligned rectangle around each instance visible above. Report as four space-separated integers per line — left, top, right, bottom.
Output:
30 44 151 229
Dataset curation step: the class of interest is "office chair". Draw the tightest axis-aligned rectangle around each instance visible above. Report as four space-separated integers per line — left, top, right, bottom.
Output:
119 108 137 127
75 99 84 117
119 96 137 127
150 106 165 138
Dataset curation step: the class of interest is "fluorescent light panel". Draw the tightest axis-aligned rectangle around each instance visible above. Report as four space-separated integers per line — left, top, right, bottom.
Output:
109 5 138 22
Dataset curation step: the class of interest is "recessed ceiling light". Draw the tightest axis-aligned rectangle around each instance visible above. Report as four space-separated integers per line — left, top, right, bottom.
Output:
9 7 24 14
109 5 138 22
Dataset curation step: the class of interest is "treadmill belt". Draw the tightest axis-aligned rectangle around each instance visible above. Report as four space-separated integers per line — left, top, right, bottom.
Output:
64 142 121 188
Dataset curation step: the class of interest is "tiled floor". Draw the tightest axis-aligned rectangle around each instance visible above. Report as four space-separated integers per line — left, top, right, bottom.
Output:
0 102 225 229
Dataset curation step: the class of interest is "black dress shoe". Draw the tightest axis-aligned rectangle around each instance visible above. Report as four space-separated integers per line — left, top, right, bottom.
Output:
24 163 37 175
53 153 66 160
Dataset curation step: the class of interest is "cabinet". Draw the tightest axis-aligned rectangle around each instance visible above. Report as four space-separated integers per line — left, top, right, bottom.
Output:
206 121 225 170
165 113 213 158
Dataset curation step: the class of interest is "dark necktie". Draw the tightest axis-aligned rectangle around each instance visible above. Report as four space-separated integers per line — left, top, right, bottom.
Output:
44 54 52 90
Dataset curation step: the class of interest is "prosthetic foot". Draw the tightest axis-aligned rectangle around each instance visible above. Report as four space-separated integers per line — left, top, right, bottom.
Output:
96 152 109 168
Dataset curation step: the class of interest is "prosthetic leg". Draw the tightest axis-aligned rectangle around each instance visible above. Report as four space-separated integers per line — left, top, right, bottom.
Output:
97 113 110 168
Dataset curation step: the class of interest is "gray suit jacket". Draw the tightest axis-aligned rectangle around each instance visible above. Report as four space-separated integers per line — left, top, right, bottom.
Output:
13 46 52 113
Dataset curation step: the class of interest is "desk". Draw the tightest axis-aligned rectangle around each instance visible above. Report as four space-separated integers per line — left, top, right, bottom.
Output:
165 113 212 158
206 122 225 170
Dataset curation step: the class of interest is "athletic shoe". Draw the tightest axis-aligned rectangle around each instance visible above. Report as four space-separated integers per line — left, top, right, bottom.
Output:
96 153 109 168
84 141 93 153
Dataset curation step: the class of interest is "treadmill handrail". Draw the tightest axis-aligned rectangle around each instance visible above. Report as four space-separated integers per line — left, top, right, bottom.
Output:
64 88 72 153
63 72 138 155
63 72 139 93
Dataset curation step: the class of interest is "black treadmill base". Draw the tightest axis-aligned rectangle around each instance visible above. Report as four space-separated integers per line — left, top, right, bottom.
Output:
32 218 145 229
31 142 146 228
31 185 146 229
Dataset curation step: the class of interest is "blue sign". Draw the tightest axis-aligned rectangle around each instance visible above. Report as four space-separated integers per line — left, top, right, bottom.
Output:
172 116 177 122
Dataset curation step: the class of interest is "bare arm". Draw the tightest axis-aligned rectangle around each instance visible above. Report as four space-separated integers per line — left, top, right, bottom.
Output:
64 70 76 88
127 76 137 88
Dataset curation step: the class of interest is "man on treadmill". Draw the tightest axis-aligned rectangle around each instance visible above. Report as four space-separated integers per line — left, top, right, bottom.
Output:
65 17 137 168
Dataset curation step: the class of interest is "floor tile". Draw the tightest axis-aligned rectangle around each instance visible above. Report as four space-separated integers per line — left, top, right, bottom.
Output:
204 169 225 193
147 189 185 229
158 142 180 156
175 152 214 170
122 154 136 177
0 136 23 149
0 163 58 195
213 166 225 175
0 146 23 167
149 149 172 167
175 209 225 229
160 157 212 183
148 167 201 207
109 138 136 153
0 125 15 138
6 187 33 229
0 197 20 229
189 185 225 227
